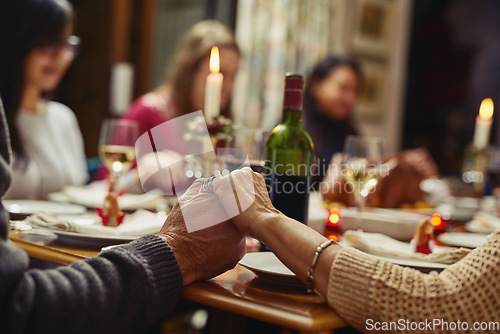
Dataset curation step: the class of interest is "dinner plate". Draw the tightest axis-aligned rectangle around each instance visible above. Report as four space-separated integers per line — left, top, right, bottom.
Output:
31 226 137 248
437 232 488 248
369 254 449 272
310 207 428 241
337 240 452 272
464 220 496 234
238 252 304 287
343 208 428 241
16 228 59 245
3 200 87 220
48 184 172 211
434 197 480 222
26 211 161 248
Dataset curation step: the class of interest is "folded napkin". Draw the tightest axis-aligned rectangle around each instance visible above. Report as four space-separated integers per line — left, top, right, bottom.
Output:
469 211 500 233
27 209 165 236
54 181 167 211
343 230 470 264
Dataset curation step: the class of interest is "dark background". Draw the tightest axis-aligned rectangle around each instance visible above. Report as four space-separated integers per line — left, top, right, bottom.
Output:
403 0 500 176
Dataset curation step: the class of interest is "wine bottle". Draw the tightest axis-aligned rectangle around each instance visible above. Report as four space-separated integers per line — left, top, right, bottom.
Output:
265 73 314 225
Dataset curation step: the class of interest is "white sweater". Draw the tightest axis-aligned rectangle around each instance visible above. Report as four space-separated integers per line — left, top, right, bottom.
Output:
4 101 88 199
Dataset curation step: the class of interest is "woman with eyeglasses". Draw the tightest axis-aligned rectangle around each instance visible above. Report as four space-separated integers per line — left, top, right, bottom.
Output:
0 0 87 199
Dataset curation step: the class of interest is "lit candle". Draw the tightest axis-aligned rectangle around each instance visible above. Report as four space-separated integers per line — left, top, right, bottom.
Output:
473 98 494 150
204 46 223 120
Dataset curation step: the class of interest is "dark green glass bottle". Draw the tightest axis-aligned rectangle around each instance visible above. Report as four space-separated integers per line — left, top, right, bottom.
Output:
265 73 314 224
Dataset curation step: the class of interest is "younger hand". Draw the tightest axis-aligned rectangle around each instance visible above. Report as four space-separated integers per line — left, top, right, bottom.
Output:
213 168 281 237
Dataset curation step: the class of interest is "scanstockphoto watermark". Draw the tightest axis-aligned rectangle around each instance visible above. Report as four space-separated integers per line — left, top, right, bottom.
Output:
259 159 392 179
263 160 392 196
365 318 500 332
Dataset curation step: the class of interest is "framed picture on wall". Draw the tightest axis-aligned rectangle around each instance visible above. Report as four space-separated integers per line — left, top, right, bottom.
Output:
354 58 388 119
351 0 393 57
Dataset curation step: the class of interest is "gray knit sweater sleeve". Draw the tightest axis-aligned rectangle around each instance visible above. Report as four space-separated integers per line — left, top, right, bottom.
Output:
0 101 183 333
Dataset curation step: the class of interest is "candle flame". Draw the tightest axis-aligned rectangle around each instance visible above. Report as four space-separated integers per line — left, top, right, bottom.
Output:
209 46 220 73
328 234 338 241
431 213 442 227
479 98 494 119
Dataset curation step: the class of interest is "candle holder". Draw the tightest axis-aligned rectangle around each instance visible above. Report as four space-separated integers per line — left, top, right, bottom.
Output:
461 144 490 197
184 114 233 177
206 115 233 148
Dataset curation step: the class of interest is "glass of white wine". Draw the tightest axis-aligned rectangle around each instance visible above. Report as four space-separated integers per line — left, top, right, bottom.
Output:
98 118 139 191
343 135 384 224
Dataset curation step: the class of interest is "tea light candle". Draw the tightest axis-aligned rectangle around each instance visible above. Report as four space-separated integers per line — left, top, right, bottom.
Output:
204 46 223 120
473 98 494 150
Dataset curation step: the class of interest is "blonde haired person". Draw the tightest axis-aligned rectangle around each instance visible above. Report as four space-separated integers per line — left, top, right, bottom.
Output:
94 20 240 181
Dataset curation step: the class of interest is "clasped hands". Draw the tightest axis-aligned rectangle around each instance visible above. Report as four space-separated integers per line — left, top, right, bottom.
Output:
157 168 279 285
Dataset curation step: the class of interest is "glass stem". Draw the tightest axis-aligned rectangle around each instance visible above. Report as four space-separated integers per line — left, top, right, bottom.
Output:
108 172 118 193
355 191 364 230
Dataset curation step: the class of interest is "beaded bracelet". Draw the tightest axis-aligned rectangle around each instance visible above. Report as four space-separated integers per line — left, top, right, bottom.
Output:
306 239 338 293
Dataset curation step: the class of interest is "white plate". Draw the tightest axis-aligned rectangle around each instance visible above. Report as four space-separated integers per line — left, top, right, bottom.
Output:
238 252 304 287
308 193 429 240
369 254 449 272
337 240 451 272
48 183 171 211
437 232 488 248
4 200 87 219
16 229 59 245
32 226 137 248
435 197 480 221
27 212 144 248
339 208 428 241
465 220 496 234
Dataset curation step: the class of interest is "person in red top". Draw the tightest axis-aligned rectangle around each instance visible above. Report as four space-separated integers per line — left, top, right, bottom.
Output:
94 20 241 185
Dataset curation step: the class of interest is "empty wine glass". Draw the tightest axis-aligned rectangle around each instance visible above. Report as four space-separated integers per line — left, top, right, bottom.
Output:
98 118 139 191
342 135 384 224
224 126 268 174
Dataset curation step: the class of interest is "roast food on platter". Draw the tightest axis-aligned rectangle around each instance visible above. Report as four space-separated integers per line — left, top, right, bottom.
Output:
320 148 438 209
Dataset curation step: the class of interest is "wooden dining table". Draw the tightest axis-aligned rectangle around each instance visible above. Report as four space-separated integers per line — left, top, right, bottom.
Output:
8 227 348 333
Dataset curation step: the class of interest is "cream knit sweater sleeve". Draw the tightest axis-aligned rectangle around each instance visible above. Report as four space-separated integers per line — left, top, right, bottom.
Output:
327 230 500 333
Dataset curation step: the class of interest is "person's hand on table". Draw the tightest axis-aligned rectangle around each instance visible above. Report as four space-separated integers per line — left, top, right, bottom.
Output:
157 178 246 286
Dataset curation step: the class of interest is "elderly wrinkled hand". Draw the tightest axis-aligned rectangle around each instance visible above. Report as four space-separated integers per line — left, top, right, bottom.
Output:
157 177 246 285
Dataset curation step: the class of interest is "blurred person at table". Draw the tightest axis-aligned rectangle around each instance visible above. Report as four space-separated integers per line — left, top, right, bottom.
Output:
93 20 240 185
302 55 439 206
0 99 246 333
215 169 500 334
0 0 88 200
302 55 362 185
320 147 439 208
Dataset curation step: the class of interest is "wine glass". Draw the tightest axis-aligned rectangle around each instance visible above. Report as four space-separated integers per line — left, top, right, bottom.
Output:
98 118 139 191
225 126 268 174
342 135 384 224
